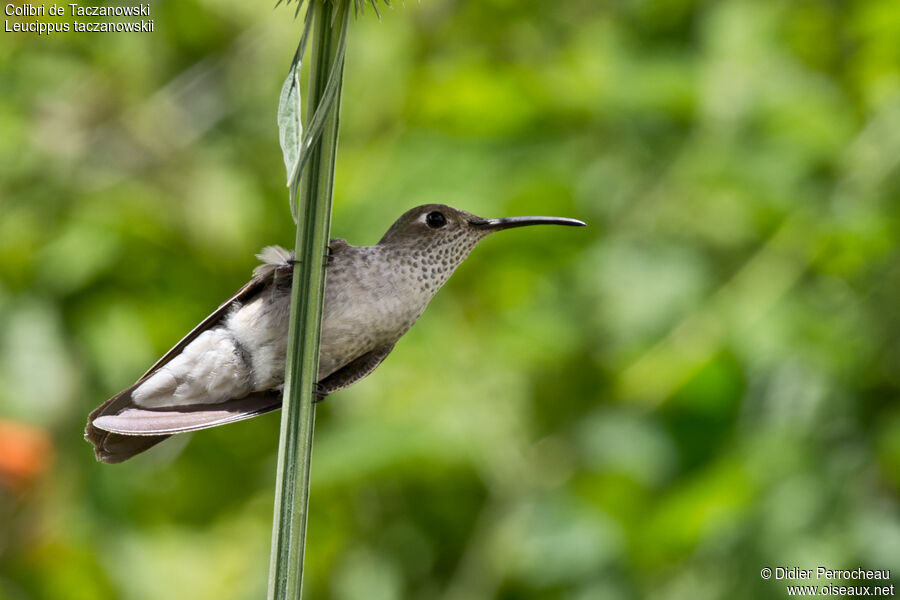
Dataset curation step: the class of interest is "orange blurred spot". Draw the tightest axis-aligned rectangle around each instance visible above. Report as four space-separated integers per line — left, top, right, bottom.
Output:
0 420 54 492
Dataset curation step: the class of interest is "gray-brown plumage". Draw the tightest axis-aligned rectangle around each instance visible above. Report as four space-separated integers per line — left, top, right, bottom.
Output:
86 204 585 462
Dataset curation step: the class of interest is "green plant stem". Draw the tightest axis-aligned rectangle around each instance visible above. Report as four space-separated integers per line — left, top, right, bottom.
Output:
267 2 345 599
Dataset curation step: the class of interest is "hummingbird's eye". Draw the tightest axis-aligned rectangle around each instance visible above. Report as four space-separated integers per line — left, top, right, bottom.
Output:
425 211 447 229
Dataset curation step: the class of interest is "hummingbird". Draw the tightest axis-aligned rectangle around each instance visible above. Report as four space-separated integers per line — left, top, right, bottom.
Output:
86 204 585 463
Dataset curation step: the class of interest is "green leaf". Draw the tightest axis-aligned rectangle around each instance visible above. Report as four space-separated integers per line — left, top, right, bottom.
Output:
277 4 315 222
284 4 349 222
277 66 302 186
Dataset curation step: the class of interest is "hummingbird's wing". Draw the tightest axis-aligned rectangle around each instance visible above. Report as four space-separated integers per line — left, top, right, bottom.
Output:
95 341 396 442
318 343 396 394
85 247 293 463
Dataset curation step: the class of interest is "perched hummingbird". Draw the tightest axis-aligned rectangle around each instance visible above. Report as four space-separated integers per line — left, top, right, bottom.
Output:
86 204 585 463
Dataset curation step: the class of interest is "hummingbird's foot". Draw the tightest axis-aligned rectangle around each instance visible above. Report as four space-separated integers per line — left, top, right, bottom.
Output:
313 383 329 403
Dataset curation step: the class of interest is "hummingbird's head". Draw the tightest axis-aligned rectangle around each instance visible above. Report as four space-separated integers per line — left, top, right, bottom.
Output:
378 203 586 297
378 204 585 250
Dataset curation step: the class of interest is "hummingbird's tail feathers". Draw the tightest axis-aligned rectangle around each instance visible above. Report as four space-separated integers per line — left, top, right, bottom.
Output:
91 392 281 436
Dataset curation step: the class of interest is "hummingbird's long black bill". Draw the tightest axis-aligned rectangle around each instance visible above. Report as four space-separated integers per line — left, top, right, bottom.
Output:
469 216 587 231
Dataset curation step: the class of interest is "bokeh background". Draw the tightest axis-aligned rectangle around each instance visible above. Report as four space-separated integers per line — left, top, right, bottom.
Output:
2 0 900 598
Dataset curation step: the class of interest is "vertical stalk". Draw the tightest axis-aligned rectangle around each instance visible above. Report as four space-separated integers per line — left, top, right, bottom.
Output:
267 2 344 599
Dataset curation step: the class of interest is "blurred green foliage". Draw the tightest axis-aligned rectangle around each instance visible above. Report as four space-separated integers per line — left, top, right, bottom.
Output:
2 0 900 598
